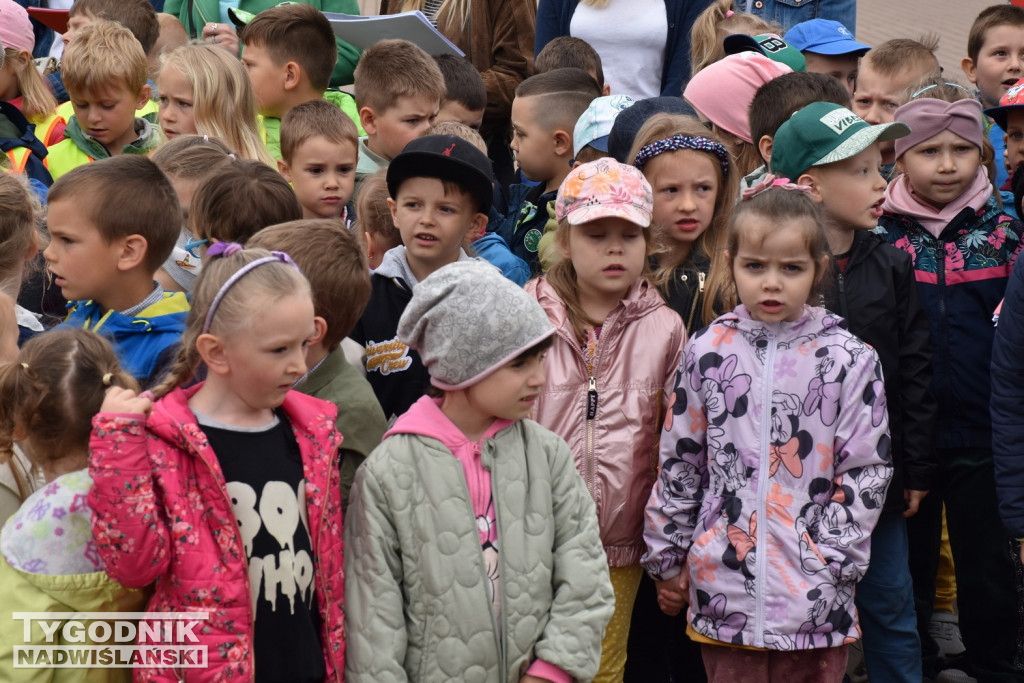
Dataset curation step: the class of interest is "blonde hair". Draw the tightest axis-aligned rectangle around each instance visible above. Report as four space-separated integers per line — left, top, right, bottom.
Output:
280 99 360 163
62 20 148 97
160 42 274 166
399 0 472 32
690 0 778 77
4 48 57 121
356 170 401 250
0 174 42 296
627 115 737 323
353 39 446 114
151 248 310 398
428 120 487 153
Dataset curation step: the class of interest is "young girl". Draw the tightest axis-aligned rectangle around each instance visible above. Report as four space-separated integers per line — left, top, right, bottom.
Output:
688 0 779 76
880 96 1024 679
0 0 65 147
527 158 687 683
158 42 274 166
345 259 613 682
89 245 346 681
644 186 892 681
0 330 147 670
629 114 738 332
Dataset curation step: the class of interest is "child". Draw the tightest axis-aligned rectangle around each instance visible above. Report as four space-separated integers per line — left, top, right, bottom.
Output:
783 18 870 95
355 170 402 271
89 244 345 682
0 292 33 524
0 0 65 147
852 38 941 171
150 134 234 293
490 68 599 271
247 219 387 512
433 53 487 131
239 3 362 161
45 156 188 388
688 0 779 76
879 95 1024 681
45 21 158 181
345 259 614 682
0 330 148 672
684 51 792 179
987 78 1024 191
349 134 491 422
644 184 892 680
607 95 696 164
527 158 687 681
279 99 359 221
352 39 445 193
158 42 274 165
772 101 936 683
0 173 44 346
535 35 611 96
963 5 1024 190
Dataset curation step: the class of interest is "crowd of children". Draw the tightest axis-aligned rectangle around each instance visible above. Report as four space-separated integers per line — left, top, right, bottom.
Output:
4 0 1024 682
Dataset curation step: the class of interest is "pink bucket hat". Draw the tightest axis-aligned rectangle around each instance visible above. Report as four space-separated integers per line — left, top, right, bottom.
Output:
683 52 793 144
556 158 653 228
0 0 35 54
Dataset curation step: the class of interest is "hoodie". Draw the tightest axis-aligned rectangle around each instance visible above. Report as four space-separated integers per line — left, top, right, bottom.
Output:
44 114 160 181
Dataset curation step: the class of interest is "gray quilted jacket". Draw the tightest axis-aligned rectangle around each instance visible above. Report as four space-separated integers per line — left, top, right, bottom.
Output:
344 416 614 682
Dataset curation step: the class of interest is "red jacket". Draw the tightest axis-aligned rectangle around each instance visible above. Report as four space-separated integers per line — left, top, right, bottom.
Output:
89 386 345 682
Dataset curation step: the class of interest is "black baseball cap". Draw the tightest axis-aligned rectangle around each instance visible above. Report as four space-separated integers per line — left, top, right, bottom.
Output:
608 96 696 163
387 134 493 214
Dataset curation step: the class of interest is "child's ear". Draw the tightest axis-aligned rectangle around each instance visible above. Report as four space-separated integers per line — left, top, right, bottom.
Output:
309 316 329 347
758 135 773 165
797 172 823 202
602 83 611 96
467 212 488 241
359 106 377 135
552 128 572 157
386 197 399 227
116 234 148 272
196 333 228 374
277 159 292 181
962 57 978 85
895 158 907 176
283 60 301 92
135 84 152 111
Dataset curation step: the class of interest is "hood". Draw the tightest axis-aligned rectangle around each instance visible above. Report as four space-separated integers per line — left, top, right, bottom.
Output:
529 276 667 337
385 395 512 452
719 303 848 340
357 136 388 175
375 245 476 288
65 113 160 159
64 291 189 336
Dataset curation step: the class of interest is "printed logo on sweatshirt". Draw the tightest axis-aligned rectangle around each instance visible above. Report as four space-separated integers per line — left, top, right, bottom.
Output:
365 336 412 375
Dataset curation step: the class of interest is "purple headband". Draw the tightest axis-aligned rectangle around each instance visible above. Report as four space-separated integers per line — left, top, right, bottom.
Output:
202 242 300 334
893 98 984 159
633 134 730 177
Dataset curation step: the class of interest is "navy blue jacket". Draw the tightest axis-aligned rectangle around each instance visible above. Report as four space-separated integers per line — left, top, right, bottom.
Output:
992 255 1024 536
487 182 555 275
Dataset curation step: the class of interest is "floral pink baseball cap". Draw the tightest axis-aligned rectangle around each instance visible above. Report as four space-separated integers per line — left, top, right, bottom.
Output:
555 158 653 228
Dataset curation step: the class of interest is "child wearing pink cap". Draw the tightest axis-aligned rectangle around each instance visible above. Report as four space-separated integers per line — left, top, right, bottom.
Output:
0 0 65 147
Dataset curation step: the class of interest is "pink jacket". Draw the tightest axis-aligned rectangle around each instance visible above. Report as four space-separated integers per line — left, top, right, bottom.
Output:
89 386 345 682
527 277 686 566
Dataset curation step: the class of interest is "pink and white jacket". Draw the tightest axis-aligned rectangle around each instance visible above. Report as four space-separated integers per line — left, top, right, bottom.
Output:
88 386 345 682
643 305 892 650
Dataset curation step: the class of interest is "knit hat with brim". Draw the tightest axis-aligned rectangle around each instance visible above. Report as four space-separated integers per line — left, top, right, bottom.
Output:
397 261 555 390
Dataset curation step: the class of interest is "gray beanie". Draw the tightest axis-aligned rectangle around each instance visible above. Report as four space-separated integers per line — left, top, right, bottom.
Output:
397 261 555 390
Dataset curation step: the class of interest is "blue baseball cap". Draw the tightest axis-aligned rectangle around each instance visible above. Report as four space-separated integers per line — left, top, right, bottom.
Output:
784 19 870 57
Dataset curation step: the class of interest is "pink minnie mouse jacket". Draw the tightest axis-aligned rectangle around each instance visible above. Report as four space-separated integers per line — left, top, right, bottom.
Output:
643 305 892 651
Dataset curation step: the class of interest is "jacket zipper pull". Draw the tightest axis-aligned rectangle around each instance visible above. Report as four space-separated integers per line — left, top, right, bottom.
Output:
587 376 598 420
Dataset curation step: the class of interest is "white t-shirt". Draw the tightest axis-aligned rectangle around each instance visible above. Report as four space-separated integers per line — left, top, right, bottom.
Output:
570 0 668 99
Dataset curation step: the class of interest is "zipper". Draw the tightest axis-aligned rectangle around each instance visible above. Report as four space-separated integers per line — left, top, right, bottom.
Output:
315 447 343 681
685 271 706 332
582 328 602 497
836 271 847 319
486 443 509 681
753 332 777 648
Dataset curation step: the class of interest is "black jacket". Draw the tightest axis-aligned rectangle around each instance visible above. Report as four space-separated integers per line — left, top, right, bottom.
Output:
991 255 1024 536
822 231 937 513
656 250 711 335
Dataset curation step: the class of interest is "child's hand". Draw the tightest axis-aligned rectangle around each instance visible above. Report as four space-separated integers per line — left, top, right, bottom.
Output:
655 569 689 616
100 386 152 416
902 489 928 518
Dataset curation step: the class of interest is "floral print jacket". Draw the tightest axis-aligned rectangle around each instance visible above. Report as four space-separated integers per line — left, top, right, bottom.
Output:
643 306 892 651
88 386 345 682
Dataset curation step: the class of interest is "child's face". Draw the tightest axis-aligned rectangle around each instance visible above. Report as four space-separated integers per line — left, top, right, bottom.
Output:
241 42 289 118
157 64 196 139
62 12 95 46
561 217 646 308
436 100 485 131
388 177 486 280
70 83 149 153
453 351 548 425
1005 109 1024 173
43 199 124 306
364 95 439 161
963 24 1024 107
852 62 915 165
897 130 982 209
279 136 358 220
806 144 887 231
732 215 820 323
510 95 561 185
646 149 719 251
803 52 861 96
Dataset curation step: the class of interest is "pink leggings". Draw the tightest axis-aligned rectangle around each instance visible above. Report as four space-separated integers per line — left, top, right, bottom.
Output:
701 643 849 683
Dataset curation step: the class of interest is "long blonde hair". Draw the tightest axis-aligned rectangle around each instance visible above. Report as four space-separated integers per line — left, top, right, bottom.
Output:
689 0 778 77
160 42 274 166
5 48 57 121
399 0 472 31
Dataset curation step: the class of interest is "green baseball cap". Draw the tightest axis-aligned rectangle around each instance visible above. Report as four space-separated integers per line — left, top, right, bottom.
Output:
723 34 807 73
770 102 910 180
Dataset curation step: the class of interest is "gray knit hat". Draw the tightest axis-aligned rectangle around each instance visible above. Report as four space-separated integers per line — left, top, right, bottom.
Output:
397 261 555 390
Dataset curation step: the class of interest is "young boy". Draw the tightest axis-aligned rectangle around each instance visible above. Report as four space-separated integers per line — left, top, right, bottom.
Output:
853 38 942 169
279 99 359 221
783 18 870 95
345 259 613 683
352 39 446 195
239 3 362 161
772 102 936 683
45 21 158 181
535 35 611 96
246 219 387 511
433 54 487 132
349 134 492 423
986 78 1024 188
44 156 188 388
489 68 599 272
963 4 1024 189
